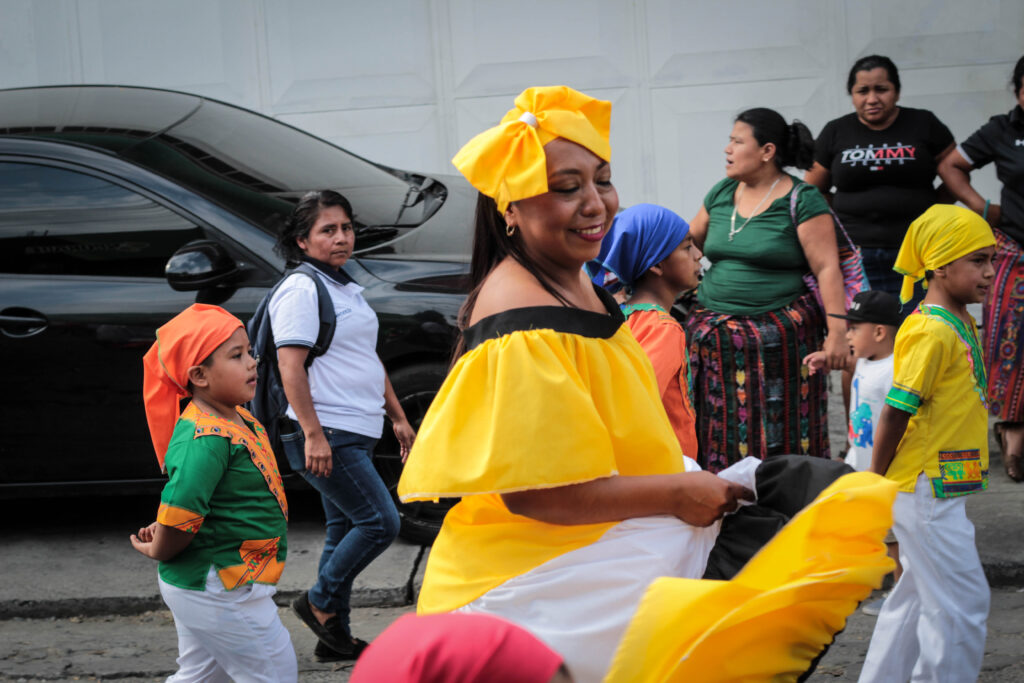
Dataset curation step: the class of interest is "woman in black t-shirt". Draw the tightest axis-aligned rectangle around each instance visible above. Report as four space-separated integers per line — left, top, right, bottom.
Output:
806 55 955 309
938 55 1024 482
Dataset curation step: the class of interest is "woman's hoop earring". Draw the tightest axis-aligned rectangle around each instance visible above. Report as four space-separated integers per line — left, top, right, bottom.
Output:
506 223 516 237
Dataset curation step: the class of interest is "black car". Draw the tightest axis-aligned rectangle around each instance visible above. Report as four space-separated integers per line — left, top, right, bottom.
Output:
0 85 471 543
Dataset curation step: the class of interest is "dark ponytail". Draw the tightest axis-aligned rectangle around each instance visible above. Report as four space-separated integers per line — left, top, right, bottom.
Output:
735 108 814 171
785 120 815 170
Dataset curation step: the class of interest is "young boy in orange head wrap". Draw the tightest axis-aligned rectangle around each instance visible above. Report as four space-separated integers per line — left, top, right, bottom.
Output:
132 303 295 683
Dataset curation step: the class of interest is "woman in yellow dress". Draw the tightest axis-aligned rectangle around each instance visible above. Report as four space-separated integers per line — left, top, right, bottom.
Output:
399 86 896 683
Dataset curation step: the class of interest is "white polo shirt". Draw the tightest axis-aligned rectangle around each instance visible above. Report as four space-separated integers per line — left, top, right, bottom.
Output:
268 269 385 438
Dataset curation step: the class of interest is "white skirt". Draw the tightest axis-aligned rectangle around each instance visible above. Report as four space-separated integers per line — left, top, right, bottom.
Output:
457 458 759 683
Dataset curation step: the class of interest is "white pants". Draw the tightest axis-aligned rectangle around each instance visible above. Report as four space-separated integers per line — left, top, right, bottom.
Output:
159 569 297 683
859 474 990 683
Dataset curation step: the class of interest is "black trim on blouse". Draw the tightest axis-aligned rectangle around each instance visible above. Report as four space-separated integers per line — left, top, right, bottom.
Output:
463 284 625 351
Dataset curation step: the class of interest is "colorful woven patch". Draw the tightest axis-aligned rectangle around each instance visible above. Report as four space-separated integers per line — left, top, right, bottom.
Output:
217 537 285 589
932 449 988 497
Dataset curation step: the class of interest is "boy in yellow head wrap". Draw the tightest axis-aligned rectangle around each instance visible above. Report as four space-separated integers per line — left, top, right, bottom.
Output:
860 204 995 682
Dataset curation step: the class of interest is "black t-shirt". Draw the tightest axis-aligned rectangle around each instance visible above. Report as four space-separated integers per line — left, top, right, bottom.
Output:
814 108 954 248
960 106 1024 245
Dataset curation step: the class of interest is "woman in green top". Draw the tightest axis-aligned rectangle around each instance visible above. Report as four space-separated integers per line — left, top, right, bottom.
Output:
685 108 849 472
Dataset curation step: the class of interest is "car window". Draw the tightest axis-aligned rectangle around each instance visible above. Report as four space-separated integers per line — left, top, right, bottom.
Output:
0 162 204 277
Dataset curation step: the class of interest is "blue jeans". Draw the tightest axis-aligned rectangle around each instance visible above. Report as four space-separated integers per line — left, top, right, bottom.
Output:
860 247 924 319
280 422 399 632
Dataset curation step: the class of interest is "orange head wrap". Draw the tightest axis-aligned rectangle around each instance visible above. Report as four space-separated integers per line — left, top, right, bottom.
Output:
142 304 243 470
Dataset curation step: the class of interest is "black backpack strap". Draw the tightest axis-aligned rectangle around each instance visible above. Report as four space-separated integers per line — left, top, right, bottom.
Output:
293 262 337 368
249 263 337 369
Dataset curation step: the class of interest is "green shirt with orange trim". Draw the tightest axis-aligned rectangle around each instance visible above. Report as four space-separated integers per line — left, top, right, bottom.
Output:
884 304 989 497
157 402 289 591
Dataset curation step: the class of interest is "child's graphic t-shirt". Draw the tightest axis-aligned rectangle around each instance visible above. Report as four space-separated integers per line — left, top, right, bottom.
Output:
846 354 894 471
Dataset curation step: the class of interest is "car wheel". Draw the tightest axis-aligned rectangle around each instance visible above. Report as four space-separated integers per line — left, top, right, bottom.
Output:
374 361 457 545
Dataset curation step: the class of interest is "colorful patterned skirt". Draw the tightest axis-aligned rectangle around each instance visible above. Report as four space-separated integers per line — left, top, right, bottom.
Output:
983 229 1024 422
685 290 830 473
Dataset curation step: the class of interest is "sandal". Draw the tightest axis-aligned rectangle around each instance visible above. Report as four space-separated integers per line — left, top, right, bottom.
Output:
995 422 1024 482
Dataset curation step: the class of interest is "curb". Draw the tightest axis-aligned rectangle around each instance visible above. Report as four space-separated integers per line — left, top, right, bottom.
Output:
3 549 1018 620
0 546 427 621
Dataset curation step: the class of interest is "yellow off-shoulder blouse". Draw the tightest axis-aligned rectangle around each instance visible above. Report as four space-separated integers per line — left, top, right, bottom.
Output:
398 289 684 613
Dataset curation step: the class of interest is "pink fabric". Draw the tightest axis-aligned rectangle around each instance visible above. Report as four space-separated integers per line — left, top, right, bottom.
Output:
351 613 563 683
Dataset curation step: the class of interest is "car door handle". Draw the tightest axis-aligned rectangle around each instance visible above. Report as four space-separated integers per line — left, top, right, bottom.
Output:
0 308 49 338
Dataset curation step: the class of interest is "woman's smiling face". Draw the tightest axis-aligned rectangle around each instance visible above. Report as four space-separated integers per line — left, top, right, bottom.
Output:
504 138 619 273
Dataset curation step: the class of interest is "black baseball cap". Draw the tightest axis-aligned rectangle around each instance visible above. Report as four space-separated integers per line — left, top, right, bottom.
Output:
828 290 902 327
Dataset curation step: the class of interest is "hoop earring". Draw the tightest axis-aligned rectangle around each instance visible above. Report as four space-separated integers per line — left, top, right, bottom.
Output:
506 223 516 237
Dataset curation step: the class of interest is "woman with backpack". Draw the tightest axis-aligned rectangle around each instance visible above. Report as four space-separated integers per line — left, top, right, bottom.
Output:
269 190 415 661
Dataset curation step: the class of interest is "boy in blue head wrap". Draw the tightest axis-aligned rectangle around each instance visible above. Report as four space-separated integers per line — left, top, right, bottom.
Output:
586 204 703 460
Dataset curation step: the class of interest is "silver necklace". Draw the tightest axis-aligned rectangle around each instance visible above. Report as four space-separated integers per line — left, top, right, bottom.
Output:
729 176 782 241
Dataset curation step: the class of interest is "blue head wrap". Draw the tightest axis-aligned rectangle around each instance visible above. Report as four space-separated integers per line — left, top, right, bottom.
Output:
585 203 691 293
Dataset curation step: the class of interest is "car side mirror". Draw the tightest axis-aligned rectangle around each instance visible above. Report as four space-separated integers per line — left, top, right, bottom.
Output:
165 240 240 291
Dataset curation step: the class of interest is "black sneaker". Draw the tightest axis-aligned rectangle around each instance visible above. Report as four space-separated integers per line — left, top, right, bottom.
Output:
290 592 351 654
314 636 369 662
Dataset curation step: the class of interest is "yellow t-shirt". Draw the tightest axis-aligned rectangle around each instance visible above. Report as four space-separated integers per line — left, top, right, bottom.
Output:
397 294 685 614
884 304 989 496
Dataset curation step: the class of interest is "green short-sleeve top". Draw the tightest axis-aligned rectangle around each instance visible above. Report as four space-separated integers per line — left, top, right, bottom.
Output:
697 175 830 315
156 403 289 591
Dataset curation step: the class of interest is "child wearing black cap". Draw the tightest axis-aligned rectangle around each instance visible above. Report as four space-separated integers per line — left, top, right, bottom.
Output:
804 290 902 471
805 289 902 615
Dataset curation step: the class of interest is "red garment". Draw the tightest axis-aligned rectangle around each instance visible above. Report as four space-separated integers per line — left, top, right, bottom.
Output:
626 307 700 460
142 304 243 470
351 613 563 683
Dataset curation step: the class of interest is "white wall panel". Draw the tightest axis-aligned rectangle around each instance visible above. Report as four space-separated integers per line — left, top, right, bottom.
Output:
844 0 1023 69
447 0 637 98
264 0 436 113
0 0 1019 222
651 78 829 219
900 63 1015 203
645 0 834 86
0 0 80 88
74 0 262 107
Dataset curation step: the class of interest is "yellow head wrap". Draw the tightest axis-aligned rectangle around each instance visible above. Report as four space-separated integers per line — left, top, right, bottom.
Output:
893 204 996 303
451 85 612 213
